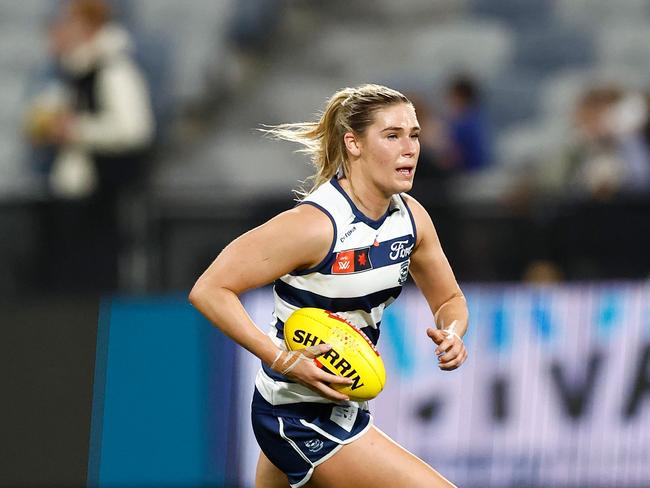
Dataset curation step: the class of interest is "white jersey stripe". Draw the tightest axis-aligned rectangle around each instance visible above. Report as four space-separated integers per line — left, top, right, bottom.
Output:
273 289 299 323
281 262 408 298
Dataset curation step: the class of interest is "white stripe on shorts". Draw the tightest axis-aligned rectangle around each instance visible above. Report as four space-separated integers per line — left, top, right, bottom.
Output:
278 417 315 488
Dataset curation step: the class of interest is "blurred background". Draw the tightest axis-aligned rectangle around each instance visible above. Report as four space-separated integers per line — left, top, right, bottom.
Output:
1 0 649 487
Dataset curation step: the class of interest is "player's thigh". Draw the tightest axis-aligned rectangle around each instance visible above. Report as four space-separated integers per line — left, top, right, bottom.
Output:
255 451 290 488
307 426 456 488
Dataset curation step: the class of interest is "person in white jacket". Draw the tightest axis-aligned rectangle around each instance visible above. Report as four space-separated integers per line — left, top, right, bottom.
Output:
28 0 154 291
35 0 155 198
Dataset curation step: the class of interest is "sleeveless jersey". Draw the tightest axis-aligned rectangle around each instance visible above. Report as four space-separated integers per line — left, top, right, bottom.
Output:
254 177 417 407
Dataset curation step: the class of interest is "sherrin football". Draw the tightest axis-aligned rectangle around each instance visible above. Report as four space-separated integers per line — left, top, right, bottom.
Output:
283 307 386 401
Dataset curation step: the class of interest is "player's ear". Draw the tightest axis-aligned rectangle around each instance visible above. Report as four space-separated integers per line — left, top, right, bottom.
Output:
344 131 361 157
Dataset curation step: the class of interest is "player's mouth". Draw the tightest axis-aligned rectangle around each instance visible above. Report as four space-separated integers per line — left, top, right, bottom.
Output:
396 165 414 178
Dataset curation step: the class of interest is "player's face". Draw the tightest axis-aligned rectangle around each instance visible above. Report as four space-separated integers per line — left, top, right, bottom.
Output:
357 103 420 197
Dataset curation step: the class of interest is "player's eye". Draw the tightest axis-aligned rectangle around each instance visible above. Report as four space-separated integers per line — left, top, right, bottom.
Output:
387 134 398 140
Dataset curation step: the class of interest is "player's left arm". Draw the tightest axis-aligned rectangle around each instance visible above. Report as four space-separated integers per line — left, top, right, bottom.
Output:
403 194 469 371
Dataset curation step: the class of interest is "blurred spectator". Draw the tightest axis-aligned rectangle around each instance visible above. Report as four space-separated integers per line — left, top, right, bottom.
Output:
407 93 453 204
25 0 154 292
409 94 445 177
213 0 285 98
542 85 650 201
522 259 564 284
228 0 283 54
440 74 492 172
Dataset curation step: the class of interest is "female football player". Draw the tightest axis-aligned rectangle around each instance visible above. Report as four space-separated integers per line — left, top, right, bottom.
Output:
190 84 469 488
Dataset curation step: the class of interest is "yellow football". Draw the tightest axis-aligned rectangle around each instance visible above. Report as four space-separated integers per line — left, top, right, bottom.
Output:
283 307 386 401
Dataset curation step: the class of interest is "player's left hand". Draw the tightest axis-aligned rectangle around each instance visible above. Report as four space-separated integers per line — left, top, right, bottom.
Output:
426 327 467 371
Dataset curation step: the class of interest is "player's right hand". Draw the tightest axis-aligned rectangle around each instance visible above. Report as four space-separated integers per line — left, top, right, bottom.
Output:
270 344 353 402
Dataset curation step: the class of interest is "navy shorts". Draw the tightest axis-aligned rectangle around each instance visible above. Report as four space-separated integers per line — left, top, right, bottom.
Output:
251 389 373 487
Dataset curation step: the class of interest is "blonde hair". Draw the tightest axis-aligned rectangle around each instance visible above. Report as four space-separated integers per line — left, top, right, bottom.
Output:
262 84 411 197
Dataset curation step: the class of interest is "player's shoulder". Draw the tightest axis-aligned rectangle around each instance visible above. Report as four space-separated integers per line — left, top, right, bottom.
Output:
400 192 421 208
400 193 430 224
400 193 435 247
289 201 333 225
270 202 334 245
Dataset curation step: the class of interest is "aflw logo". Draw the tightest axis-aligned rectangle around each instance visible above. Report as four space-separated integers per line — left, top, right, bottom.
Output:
337 260 351 270
331 247 372 274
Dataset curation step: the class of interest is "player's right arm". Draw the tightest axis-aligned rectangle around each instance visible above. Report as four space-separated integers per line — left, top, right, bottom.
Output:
189 204 352 401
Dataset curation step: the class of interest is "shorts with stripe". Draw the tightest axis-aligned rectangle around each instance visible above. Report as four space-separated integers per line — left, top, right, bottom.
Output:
251 389 373 488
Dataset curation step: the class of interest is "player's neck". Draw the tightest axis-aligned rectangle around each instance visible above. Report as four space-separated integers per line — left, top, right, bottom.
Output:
339 176 390 221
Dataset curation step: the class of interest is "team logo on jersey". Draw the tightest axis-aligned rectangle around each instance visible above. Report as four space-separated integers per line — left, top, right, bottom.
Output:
332 247 373 274
305 439 324 453
398 260 410 285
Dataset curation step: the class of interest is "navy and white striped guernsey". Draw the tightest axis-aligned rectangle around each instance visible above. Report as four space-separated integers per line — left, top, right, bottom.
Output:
254 177 417 407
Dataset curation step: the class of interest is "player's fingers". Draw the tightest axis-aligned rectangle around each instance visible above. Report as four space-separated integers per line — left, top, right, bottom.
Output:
312 382 349 402
456 349 468 366
445 342 466 361
321 373 354 385
435 339 453 357
303 343 331 359
426 327 445 344
313 367 353 385
439 351 460 368
438 351 458 365
461 348 469 364
440 348 467 370
296 359 353 386
438 344 463 363
439 341 462 361
439 357 461 371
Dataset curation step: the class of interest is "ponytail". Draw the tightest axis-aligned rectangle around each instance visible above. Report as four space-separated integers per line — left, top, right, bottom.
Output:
262 84 410 198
